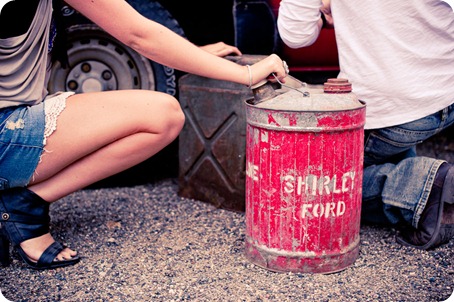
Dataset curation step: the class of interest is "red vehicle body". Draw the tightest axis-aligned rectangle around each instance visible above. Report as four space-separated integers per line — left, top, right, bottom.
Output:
267 0 339 76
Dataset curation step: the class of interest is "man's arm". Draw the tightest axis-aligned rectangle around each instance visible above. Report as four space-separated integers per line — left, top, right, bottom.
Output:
278 0 331 48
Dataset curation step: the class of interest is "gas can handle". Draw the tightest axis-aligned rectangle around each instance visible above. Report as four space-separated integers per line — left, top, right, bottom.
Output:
270 73 310 97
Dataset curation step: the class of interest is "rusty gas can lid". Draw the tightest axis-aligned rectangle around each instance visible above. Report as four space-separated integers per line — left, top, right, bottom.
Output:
251 77 364 112
324 78 352 93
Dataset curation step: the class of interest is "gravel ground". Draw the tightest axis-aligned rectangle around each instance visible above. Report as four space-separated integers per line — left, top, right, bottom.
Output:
1 129 453 302
0 178 453 302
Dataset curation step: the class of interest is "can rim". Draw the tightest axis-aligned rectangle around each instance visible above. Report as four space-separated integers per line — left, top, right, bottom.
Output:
244 98 366 113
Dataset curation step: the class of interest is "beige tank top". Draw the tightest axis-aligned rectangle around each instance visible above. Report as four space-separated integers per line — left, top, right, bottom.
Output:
0 0 52 109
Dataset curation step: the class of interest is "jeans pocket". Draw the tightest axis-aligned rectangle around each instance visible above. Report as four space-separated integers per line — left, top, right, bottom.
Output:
364 127 429 164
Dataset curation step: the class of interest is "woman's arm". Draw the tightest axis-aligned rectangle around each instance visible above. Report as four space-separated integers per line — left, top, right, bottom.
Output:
64 0 286 86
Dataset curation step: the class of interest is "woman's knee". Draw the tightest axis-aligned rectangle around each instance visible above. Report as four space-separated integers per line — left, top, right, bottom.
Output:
170 96 186 130
147 93 185 137
165 95 185 134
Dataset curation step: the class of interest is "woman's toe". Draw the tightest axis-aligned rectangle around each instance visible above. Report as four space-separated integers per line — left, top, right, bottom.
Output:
55 247 77 261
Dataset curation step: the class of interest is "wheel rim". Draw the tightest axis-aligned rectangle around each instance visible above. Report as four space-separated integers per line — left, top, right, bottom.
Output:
48 24 155 94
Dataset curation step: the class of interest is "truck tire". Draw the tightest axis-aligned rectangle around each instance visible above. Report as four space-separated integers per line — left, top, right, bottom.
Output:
47 1 187 186
48 1 186 98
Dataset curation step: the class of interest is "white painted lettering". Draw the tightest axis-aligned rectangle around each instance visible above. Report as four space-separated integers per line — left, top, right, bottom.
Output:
283 170 357 197
321 176 330 195
313 204 322 218
332 175 341 194
297 176 303 196
350 171 356 190
284 175 294 193
246 162 259 181
302 204 313 219
261 131 268 143
342 172 349 193
301 201 346 220
308 175 317 196
337 201 346 216
325 202 336 218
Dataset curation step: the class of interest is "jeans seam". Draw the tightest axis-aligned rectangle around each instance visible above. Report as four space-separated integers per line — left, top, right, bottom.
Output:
411 160 446 228
368 131 425 149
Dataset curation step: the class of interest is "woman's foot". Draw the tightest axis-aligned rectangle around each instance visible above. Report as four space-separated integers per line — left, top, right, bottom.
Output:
19 233 77 262
0 187 80 269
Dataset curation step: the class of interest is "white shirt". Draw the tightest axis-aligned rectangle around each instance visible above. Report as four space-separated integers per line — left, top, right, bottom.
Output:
278 0 454 129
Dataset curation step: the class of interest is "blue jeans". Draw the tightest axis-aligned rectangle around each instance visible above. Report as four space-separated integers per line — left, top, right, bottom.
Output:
361 103 454 228
0 103 45 190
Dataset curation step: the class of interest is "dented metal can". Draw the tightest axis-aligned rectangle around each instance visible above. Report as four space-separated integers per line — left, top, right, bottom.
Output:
244 78 366 273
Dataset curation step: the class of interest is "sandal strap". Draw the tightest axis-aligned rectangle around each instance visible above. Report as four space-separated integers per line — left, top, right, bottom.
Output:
1 212 50 225
0 188 50 244
37 241 64 267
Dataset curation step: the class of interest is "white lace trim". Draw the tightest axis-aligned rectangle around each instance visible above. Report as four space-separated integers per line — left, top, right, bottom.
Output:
43 91 74 145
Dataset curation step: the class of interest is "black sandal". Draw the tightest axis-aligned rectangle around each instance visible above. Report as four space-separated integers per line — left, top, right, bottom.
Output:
0 187 80 270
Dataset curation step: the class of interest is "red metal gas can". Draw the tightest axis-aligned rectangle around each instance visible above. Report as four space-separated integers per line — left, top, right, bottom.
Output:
244 78 366 273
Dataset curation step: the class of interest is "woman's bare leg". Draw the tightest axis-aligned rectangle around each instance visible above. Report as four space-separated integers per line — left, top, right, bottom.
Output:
20 89 185 261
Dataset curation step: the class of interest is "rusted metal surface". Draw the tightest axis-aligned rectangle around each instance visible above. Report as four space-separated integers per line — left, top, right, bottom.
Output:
178 55 266 212
250 81 278 105
245 82 366 273
323 78 352 93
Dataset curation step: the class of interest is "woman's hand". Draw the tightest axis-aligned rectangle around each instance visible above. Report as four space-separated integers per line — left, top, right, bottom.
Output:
249 54 288 87
199 42 242 57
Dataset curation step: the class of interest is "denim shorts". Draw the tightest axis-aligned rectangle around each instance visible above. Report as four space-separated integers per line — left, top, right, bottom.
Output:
0 102 46 190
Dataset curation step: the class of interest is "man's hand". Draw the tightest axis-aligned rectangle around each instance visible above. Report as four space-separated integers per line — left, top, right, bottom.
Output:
321 0 334 28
